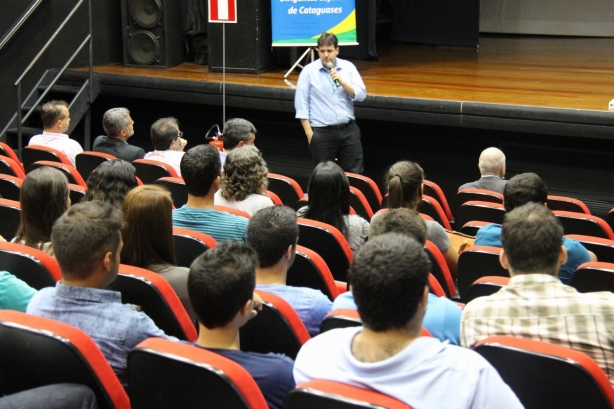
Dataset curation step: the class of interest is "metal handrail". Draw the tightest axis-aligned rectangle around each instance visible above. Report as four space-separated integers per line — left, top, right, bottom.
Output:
13 0 93 155
0 0 43 51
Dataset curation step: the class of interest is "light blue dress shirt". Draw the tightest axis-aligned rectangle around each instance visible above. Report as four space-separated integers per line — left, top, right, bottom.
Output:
256 284 332 337
27 283 177 387
295 58 367 127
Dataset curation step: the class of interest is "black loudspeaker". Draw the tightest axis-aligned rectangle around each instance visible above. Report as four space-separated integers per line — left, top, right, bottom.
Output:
121 0 185 67
208 0 275 74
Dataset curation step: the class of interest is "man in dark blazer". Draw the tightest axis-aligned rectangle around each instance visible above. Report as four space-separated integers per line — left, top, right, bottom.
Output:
93 108 145 162
458 147 507 194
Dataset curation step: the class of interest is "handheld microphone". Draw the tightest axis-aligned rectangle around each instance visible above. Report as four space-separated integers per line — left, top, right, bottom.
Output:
326 62 341 88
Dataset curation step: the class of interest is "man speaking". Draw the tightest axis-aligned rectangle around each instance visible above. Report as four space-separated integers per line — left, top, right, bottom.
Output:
295 32 367 173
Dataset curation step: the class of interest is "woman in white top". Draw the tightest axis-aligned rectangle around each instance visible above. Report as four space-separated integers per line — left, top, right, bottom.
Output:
13 167 70 256
296 161 369 253
214 145 274 216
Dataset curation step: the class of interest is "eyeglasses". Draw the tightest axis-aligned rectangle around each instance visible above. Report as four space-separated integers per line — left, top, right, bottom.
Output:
177 131 183 139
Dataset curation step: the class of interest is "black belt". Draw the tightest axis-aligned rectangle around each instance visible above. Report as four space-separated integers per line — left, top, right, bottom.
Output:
323 120 353 130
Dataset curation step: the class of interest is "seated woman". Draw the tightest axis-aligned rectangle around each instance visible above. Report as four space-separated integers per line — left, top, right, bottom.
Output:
297 161 369 253
120 185 195 320
214 145 274 216
384 160 458 275
83 159 138 208
13 167 70 255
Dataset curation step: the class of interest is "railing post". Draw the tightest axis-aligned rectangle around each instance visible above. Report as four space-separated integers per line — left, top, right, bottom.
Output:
16 83 23 160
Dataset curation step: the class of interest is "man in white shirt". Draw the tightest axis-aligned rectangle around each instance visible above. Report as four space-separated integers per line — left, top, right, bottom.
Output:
143 117 187 176
294 233 522 409
28 100 83 167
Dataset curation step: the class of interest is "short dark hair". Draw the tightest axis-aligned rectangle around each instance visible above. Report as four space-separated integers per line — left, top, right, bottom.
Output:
150 117 179 150
103 108 130 138
180 145 221 197
370 208 427 245
188 241 257 329
503 173 548 212
385 161 424 209
41 100 68 128
246 206 298 268
83 160 138 208
52 201 123 279
317 32 338 49
222 118 257 150
501 203 563 275
348 233 430 332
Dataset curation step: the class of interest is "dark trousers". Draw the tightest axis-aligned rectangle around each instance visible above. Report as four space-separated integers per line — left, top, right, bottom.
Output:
310 121 364 173
0 384 97 409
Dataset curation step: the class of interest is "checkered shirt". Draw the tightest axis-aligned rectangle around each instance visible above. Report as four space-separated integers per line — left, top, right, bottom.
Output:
461 273 614 387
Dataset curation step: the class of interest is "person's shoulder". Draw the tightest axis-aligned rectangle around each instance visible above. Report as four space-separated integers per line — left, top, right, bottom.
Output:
92 135 106 146
458 180 477 191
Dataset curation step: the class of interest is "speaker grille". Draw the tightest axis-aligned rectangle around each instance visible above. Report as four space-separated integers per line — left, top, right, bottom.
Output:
130 0 163 28
127 31 160 65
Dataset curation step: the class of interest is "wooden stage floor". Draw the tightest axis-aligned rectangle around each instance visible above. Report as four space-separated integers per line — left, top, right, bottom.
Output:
87 35 614 111
77 35 614 139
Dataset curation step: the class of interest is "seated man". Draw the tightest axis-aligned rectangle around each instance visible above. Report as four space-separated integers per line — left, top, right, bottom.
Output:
27 201 176 387
0 271 37 312
219 118 257 167
458 147 507 194
93 107 145 161
332 208 462 345
475 172 595 285
294 233 522 408
188 240 295 409
28 100 83 167
246 206 332 336
462 203 614 387
143 117 187 176
172 145 248 242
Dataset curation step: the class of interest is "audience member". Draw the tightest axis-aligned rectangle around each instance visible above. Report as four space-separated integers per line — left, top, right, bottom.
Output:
28 100 83 167
27 201 177 387
188 240 295 409
246 206 332 336
294 233 522 408
214 145 274 216
0 384 97 409
93 107 145 161
82 160 138 208
13 167 70 255
332 208 462 345
121 185 194 319
143 117 187 176
0 271 37 312
172 145 248 242
462 202 614 386
384 160 458 274
458 147 507 194
297 161 369 252
219 118 257 167
475 172 595 284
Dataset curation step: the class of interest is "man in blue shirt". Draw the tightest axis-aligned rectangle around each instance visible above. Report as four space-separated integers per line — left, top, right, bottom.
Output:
246 206 332 336
295 32 367 173
27 201 176 388
188 240 295 409
294 234 522 408
475 172 596 285
172 145 249 242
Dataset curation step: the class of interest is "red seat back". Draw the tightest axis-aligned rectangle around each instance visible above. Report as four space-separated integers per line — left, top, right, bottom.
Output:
0 310 130 409
419 195 452 230
75 151 116 183
566 234 614 264
155 176 188 208
553 211 614 240
267 173 305 207
547 195 591 214
133 159 179 183
474 336 614 409
128 337 268 409
107 264 197 341
0 156 26 179
0 142 24 172
454 188 503 217
287 245 340 301
265 189 283 205
22 145 72 170
213 204 251 219
0 241 61 290
172 227 216 268
239 289 311 359
424 179 453 221
0 174 23 201
466 276 509 303
455 201 505 232
346 172 382 213
424 240 457 298
457 245 507 303
349 186 374 220
571 261 614 294
29 160 86 186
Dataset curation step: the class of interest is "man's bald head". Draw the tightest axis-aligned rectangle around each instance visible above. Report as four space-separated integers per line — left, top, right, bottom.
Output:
478 147 506 177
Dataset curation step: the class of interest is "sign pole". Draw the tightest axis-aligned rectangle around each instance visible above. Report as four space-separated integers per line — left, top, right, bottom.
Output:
209 0 236 127
223 23 226 125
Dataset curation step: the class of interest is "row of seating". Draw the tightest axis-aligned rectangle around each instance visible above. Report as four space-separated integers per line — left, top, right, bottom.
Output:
2 307 613 409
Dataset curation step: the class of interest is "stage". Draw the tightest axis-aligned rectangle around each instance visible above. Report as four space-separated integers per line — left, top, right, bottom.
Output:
73 35 614 140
